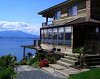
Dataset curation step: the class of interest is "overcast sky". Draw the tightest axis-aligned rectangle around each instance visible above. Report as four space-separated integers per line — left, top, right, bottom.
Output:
0 0 65 35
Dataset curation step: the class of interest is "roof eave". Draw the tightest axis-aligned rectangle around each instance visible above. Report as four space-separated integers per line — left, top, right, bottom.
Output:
38 0 70 15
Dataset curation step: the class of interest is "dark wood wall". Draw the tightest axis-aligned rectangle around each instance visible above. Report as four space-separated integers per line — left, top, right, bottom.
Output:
73 25 96 48
91 0 100 20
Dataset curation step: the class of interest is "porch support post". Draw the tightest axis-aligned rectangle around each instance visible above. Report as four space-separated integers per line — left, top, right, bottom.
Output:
64 27 65 45
40 29 42 45
57 28 59 45
46 17 48 25
86 0 91 21
71 26 73 53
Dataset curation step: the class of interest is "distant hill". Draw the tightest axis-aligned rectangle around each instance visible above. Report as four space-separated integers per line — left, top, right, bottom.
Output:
0 31 39 38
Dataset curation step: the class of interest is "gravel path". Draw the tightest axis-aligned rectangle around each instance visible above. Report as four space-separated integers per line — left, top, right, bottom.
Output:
15 65 66 79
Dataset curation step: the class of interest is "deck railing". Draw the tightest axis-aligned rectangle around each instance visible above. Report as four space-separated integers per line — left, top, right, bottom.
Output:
42 21 53 27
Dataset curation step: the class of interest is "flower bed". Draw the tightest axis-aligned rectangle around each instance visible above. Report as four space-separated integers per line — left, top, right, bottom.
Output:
39 59 49 68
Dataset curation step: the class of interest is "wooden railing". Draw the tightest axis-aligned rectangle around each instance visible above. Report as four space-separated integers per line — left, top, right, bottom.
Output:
42 21 53 27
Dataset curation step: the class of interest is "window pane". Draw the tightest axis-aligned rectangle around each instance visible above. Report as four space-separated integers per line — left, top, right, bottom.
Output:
41 30 44 39
67 5 78 16
72 5 78 15
48 29 52 39
67 8 72 16
58 28 64 39
65 27 71 46
55 11 61 20
48 29 53 44
44 29 48 39
53 28 57 45
58 27 64 45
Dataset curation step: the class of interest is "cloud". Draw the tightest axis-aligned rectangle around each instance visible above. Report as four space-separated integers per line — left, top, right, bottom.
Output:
0 21 41 35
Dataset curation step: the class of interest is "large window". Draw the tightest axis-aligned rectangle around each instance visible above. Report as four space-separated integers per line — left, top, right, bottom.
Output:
58 27 64 45
54 10 61 20
67 5 78 16
41 26 72 46
65 27 71 46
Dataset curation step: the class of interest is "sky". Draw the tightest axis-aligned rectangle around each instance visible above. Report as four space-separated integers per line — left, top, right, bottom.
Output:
0 0 65 35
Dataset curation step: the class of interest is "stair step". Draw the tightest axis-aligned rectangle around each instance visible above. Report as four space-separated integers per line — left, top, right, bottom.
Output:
60 58 76 64
57 60 72 67
64 56 77 61
49 64 66 70
56 68 80 77
87 61 100 65
66 54 78 58
42 67 55 73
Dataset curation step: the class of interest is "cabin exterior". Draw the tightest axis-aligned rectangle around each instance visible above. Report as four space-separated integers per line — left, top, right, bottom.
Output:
38 0 100 55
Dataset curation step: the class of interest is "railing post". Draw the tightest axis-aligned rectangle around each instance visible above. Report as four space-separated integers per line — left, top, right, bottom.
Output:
34 40 36 46
23 47 26 59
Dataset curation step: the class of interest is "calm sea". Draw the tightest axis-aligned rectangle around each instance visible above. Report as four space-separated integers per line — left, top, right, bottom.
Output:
0 37 38 61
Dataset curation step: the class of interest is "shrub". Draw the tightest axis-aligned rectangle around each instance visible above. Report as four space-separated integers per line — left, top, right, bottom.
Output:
0 68 15 79
27 57 38 65
32 61 39 68
47 57 56 64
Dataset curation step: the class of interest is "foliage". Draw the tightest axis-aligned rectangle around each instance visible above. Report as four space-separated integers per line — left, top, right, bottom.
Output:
32 61 39 68
0 68 15 79
0 54 16 79
46 56 56 64
73 47 86 67
27 52 61 67
0 54 16 68
27 57 38 66
68 68 100 79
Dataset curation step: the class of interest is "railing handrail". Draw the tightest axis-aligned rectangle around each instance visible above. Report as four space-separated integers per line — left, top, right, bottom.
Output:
42 21 53 27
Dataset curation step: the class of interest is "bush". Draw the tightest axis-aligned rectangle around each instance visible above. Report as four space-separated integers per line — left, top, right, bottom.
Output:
27 53 60 67
32 61 39 68
27 57 38 65
0 68 15 79
47 57 56 64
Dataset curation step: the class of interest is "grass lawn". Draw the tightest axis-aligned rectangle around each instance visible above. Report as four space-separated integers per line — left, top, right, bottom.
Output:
68 68 100 79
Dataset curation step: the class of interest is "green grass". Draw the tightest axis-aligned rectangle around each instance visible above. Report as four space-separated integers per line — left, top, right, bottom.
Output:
68 68 100 79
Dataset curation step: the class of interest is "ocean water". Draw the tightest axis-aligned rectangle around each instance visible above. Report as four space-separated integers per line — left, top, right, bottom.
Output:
0 37 38 61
